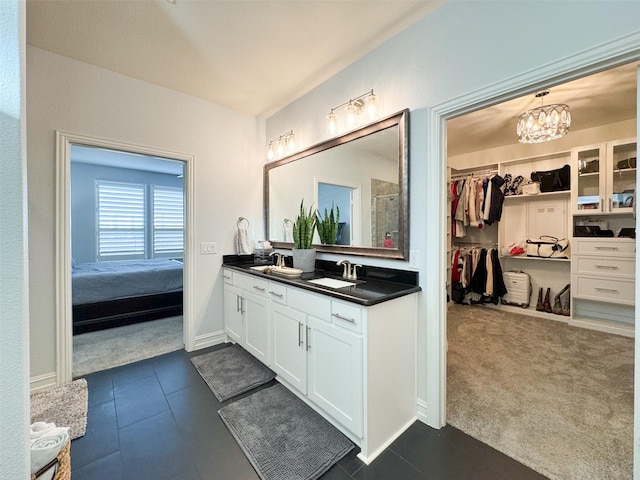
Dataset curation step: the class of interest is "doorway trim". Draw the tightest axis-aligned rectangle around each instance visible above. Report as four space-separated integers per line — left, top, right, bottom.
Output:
55 131 195 384
426 30 640 452
314 176 362 246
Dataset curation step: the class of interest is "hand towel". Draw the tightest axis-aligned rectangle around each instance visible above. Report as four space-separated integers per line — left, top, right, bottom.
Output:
31 427 69 474
30 422 56 440
236 221 252 254
283 219 294 243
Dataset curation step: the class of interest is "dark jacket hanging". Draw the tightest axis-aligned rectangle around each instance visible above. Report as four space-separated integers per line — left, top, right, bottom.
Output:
486 175 505 225
491 248 508 298
469 248 488 294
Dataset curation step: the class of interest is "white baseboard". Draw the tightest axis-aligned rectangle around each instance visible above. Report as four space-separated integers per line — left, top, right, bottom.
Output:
570 317 635 337
416 398 429 424
357 416 417 465
30 372 57 392
193 330 227 350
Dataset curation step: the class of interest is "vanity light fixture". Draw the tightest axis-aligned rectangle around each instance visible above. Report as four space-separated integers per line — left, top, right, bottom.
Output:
266 130 296 161
517 90 571 144
326 89 377 135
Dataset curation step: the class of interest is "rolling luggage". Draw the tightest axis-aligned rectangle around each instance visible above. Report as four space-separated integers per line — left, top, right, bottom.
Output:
501 270 531 308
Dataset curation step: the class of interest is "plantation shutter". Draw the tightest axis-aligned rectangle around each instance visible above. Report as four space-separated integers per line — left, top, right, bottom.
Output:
97 181 146 259
152 186 184 257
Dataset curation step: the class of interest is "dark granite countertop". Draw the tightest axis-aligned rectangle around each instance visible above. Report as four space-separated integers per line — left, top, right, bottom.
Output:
222 254 421 306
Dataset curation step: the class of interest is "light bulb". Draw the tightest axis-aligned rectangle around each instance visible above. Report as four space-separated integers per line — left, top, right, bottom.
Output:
276 138 284 157
266 142 274 161
366 92 377 120
327 110 338 135
286 133 296 152
346 102 357 129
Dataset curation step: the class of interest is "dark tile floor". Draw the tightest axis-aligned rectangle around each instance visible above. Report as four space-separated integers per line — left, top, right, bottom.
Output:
71 344 548 480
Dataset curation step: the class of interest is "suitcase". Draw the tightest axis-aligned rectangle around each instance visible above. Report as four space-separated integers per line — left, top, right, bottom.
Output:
501 270 532 308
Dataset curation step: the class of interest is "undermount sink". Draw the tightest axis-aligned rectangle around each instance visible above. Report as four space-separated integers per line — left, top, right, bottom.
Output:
307 277 356 289
249 265 271 272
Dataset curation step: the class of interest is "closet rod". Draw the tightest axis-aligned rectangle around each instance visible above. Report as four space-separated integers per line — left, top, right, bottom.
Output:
452 241 498 246
450 169 498 180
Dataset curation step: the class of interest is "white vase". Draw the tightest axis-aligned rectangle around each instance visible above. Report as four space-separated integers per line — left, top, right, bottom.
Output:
292 248 316 273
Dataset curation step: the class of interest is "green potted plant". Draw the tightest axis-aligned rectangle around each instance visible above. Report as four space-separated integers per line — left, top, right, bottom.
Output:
291 199 317 272
316 204 340 245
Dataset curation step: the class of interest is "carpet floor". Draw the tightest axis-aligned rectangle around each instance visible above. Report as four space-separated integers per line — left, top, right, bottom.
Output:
30 378 88 440
73 316 184 377
447 303 633 480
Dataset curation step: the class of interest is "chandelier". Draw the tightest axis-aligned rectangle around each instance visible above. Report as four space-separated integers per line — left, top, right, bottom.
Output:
516 90 571 144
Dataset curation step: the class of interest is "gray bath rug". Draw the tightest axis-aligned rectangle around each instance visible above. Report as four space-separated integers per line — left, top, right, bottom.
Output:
190 344 275 402
219 383 354 480
30 378 88 440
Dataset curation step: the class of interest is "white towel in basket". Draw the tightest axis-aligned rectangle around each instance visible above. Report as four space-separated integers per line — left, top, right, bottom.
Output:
31 426 69 475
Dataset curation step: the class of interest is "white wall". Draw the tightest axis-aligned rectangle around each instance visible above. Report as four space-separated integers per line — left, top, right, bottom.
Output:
27 47 263 380
0 1 30 477
265 0 640 429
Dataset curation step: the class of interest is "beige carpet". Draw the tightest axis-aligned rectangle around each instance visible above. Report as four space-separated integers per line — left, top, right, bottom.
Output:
31 379 88 440
447 304 633 480
73 316 184 377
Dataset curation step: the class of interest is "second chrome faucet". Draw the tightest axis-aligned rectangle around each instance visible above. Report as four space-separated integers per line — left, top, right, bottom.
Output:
337 259 362 280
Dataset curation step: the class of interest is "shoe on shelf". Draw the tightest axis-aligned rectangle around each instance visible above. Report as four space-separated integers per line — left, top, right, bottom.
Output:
543 287 552 313
536 287 544 311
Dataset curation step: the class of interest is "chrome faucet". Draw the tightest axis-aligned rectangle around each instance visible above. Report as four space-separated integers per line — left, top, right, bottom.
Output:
337 260 362 280
269 251 285 267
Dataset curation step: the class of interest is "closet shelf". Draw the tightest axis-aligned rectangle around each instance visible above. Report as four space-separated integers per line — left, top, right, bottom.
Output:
504 191 570 201
500 255 571 262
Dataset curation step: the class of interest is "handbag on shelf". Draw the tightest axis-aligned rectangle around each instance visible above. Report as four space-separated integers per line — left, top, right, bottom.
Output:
616 157 636 170
525 235 570 259
530 164 570 192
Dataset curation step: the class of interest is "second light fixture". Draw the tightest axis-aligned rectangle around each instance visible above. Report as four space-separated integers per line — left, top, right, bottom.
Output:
326 89 378 136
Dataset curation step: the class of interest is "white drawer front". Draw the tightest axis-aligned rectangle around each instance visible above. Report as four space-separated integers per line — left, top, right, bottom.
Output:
331 300 363 333
288 288 331 321
234 271 269 296
573 275 635 305
573 239 635 255
223 268 233 285
267 282 288 305
574 256 635 277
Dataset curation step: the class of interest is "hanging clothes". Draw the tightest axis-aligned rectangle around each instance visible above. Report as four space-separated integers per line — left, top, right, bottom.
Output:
450 246 507 304
450 173 505 237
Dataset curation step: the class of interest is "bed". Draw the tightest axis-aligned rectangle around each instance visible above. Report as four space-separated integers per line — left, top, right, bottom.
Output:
72 258 183 334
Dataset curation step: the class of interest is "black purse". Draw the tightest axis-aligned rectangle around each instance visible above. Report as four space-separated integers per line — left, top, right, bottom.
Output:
530 164 570 192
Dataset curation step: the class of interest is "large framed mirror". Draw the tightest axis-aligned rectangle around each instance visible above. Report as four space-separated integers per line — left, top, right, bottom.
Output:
264 109 409 260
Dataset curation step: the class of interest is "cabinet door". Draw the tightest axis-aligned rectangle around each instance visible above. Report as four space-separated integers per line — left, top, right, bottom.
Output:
271 304 307 394
572 144 605 214
607 138 637 213
223 284 244 344
244 292 270 365
307 316 363 437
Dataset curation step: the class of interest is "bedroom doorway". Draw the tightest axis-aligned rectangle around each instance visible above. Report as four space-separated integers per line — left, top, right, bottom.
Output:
70 145 187 377
56 132 195 383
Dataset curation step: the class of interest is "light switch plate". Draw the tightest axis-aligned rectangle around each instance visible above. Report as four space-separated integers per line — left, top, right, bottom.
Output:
409 250 420 268
200 242 217 254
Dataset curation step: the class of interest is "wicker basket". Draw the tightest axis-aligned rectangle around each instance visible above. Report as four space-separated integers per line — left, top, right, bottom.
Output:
31 440 71 480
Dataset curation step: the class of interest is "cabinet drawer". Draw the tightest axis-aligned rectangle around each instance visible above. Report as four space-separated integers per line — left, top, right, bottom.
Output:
574 256 635 277
288 288 331 321
331 300 363 333
223 268 233 285
234 272 269 296
573 238 635 255
267 282 287 305
573 275 635 305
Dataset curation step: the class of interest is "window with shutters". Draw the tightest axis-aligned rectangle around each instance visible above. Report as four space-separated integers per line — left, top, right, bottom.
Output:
152 186 184 257
96 181 146 260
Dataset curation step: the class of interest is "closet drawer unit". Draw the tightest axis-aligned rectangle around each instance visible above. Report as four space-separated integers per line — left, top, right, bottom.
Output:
331 300 363 333
573 239 635 255
573 256 635 277
573 275 635 305
267 282 287 305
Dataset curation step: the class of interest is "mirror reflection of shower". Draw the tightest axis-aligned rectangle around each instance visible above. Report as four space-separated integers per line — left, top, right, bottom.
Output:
371 177 399 248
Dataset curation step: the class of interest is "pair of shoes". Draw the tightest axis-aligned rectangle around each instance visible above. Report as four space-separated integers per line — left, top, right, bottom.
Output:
504 174 524 196
552 284 570 315
535 287 552 313
562 285 570 316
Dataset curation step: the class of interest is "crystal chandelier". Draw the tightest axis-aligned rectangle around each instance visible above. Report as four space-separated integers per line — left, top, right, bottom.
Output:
516 90 571 144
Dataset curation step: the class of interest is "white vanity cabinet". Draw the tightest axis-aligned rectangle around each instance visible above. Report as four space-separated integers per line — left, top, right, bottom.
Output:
223 268 271 365
222 266 418 464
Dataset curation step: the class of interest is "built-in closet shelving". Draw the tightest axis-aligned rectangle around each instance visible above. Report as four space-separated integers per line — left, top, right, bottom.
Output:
448 136 637 337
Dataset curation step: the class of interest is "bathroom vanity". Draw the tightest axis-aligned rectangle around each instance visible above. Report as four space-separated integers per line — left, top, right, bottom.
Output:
222 255 420 464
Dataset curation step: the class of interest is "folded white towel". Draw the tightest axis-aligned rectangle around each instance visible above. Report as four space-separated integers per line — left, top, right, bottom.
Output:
31 427 69 474
30 422 56 440
237 224 252 255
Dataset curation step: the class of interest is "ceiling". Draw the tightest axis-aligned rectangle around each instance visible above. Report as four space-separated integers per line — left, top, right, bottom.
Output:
26 2 637 156
447 62 639 157
26 0 441 118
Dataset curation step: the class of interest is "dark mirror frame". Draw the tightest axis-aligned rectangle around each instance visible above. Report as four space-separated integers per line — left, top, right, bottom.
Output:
264 109 409 260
